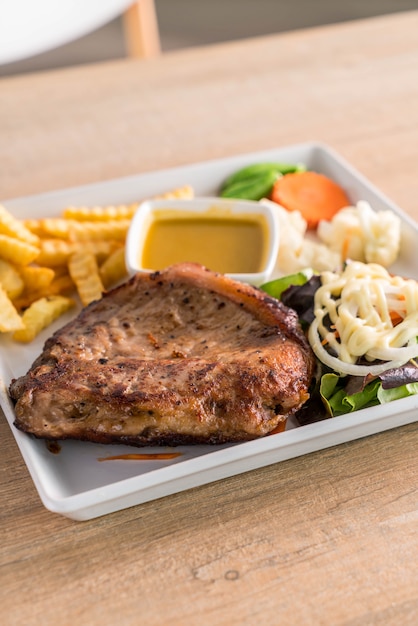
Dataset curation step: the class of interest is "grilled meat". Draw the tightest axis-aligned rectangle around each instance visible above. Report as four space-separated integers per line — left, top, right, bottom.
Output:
10 263 315 446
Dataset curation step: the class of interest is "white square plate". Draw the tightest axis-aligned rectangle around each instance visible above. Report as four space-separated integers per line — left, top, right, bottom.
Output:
1 142 418 520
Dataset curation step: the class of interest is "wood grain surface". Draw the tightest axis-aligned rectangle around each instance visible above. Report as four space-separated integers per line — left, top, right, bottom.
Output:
1 11 418 625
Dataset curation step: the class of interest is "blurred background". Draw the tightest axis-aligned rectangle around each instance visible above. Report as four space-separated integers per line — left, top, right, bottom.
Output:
1 0 416 77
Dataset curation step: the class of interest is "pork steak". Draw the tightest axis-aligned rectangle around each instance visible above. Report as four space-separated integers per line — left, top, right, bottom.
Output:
10 263 315 446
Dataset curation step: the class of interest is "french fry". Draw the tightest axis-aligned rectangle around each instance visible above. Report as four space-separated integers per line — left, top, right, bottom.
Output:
0 259 25 299
0 285 24 332
40 218 130 242
99 247 128 288
19 266 55 291
13 274 75 311
68 220 131 242
23 218 46 238
36 238 122 267
0 234 39 266
0 205 40 245
76 240 123 263
154 185 195 200
68 251 104 306
13 295 74 343
60 185 194 223
63 203 139 222
39 218 72 239
36 239 72 266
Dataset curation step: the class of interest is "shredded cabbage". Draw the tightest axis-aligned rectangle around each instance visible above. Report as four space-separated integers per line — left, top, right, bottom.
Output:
308 261 418 376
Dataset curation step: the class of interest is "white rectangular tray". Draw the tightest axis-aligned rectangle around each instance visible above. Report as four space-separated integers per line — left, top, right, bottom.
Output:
1 142 418 520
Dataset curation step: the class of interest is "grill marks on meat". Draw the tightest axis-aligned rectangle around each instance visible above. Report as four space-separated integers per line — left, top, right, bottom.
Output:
10 263 315 446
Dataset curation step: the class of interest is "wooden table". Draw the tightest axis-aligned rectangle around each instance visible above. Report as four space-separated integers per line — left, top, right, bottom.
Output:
1 11 418 625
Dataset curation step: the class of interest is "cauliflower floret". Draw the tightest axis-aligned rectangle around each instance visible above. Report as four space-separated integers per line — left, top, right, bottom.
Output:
261 199 341 274
292 239 341 272
317 206 365 261
317 200 401 267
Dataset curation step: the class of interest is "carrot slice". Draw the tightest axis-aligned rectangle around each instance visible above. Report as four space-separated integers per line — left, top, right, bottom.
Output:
270 171 350 229
389 310 404 326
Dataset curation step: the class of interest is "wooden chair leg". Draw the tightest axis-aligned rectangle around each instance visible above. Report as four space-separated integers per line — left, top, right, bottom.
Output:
123 0 161 59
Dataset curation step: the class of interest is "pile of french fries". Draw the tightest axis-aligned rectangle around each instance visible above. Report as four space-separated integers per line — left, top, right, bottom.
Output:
0 185 194 343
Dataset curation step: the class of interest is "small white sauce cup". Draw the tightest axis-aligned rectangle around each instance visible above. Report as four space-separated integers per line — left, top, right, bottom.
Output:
125 197 280 286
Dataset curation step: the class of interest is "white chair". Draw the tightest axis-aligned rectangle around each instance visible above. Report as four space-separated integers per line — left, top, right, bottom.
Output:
0 0 161 65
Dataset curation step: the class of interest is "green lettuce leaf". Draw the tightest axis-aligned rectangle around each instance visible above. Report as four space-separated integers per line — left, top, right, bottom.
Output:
261 269 313 300
320 373 381 417
377 382 418 403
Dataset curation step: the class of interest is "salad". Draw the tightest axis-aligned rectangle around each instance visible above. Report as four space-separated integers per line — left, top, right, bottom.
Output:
220 161 418 424
262 264 418 424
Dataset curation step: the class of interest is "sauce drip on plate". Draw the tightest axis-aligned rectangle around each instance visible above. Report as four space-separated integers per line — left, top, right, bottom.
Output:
98 452 182 461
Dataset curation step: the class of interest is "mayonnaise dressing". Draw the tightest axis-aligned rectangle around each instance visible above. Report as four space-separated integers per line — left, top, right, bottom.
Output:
308 261 418 376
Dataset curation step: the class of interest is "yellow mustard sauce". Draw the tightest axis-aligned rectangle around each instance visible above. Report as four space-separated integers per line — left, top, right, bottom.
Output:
141 211 268 274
